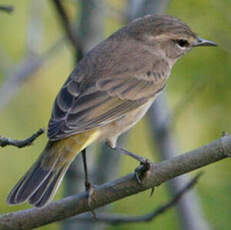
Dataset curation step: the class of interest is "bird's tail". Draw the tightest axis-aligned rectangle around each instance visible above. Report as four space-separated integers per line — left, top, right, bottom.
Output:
7 130 100 207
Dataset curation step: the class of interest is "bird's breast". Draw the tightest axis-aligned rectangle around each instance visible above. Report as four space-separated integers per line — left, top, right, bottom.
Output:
102 98 155 147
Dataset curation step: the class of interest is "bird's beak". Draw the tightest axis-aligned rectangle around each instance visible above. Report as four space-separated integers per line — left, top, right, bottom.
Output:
193 37 217 47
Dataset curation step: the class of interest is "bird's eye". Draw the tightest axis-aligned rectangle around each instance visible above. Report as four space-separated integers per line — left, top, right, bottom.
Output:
175 39 189 48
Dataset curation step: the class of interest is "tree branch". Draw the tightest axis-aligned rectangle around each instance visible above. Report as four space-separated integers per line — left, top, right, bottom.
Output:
0 135 231 229
0 128 44 148
71 172 202 224
51 0 83 59
0 6 14 14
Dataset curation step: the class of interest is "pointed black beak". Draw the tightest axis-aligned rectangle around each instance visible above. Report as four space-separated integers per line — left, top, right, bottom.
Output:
193 37 217 47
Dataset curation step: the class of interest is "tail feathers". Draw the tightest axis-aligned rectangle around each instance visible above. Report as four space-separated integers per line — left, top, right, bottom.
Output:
7 143 71 207
28 164 68 207
7 131 98 207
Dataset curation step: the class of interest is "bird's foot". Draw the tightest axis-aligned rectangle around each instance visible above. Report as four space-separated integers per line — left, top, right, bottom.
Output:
134 158 155 196
109 145 155 196
134 158 151 184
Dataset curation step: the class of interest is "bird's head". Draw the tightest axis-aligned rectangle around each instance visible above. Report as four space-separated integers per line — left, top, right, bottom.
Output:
126 15 217 62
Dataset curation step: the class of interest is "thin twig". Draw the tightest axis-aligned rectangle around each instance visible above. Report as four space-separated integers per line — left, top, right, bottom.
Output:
0 128 44 148
0 5 14 13
51 0 83 59
72 172 202 224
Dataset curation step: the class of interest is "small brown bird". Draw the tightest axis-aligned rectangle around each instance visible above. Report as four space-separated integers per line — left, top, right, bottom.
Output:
7 15 216 207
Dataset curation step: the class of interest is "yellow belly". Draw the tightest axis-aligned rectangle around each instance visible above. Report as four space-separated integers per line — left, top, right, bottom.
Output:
41 128 102 169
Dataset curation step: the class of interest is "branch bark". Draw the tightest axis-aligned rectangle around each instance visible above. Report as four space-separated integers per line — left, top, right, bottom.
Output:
0 129 44 148
0 135 230 230
71 172 202 224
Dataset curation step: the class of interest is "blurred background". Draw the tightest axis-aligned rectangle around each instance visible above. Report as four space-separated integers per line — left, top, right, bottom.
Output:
0 0 231 229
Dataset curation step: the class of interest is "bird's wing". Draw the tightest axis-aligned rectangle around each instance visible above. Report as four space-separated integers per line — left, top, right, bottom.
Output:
48 41 170 140
48 69 167 141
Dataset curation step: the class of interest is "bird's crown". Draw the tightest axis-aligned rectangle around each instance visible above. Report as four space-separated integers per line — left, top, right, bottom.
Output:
126 15 197 42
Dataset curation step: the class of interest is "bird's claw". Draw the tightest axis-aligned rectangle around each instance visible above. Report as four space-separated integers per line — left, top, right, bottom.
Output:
134 158 151 184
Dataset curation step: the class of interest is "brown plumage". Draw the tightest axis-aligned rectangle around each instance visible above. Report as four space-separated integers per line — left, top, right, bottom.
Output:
7 14 216 207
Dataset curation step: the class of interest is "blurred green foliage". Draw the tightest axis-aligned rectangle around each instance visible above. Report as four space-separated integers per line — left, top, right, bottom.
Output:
0 0 231 230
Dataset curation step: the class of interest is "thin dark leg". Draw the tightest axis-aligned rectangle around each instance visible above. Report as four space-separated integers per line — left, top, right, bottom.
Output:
81 148 96 217
81 148 90 191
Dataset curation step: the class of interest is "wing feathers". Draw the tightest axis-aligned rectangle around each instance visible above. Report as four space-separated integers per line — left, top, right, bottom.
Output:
48 53 170 140
57 87 74 112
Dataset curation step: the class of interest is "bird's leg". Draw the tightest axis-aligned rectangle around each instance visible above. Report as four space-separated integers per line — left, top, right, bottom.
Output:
81 148 96 218
108 145 152 184
110 145 154 196
112 146 148 163
81 148 90 190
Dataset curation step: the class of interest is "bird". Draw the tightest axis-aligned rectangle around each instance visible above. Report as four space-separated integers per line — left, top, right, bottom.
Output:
7 14 217 208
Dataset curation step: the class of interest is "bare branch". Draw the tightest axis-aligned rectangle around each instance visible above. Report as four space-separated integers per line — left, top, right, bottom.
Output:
72 172 202 224
0 128 44 148
0 135 230 229
0 5 14 14
51 0 83 59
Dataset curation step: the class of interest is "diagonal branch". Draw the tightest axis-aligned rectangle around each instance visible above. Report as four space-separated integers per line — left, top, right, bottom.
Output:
71 172 202 224
0 135 231 229
0 128 44 148
51 0 83 59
